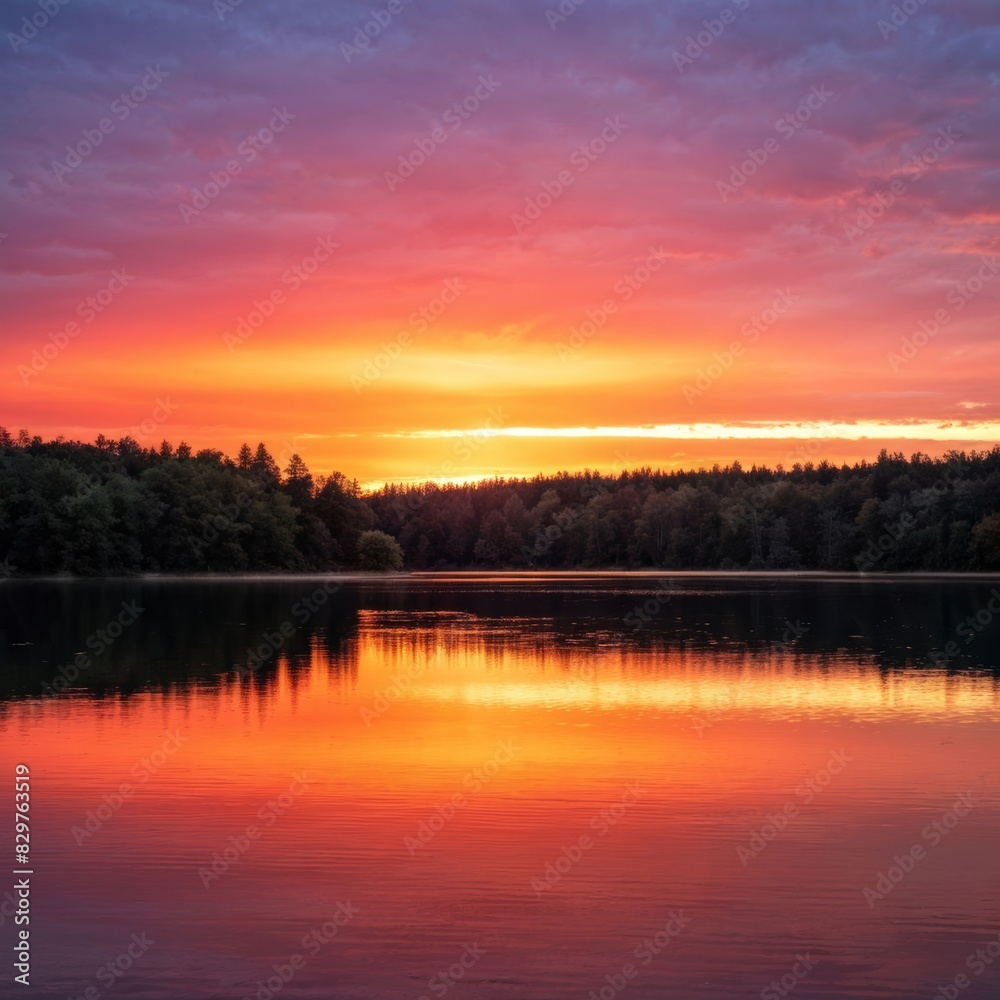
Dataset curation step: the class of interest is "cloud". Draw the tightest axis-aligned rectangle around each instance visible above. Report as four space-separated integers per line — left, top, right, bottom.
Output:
1 0 998 483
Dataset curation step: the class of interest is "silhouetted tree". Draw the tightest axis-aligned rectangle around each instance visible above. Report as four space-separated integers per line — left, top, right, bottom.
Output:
283 454 314 509
356 530 404 571
971 513 1000 569
1 433 999 575
252 443 281 488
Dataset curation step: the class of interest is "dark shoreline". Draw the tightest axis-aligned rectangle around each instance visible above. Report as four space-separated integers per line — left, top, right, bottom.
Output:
4 569 1000 582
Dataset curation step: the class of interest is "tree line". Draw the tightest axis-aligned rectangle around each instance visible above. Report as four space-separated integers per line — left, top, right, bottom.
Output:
0 430 401 575
370 447 1000 572
1 429 998 574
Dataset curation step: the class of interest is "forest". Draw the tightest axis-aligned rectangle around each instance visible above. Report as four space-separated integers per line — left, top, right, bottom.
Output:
1 428 999 575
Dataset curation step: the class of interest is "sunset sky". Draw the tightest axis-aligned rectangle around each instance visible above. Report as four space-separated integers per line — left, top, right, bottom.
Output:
2 0 998 488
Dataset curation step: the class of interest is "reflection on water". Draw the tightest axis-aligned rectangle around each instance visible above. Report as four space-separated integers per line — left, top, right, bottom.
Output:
1 574 999 999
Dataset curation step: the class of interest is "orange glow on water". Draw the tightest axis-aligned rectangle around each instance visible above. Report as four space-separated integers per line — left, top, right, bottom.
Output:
4 602 1000 997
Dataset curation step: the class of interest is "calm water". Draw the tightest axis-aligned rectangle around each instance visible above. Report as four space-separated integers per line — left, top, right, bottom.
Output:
1 573 1000 999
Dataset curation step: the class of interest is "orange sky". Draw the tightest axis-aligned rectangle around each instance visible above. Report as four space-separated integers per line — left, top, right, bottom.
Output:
3 1 998 487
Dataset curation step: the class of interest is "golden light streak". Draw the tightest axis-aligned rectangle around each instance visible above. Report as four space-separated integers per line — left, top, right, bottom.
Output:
380 421 1000 442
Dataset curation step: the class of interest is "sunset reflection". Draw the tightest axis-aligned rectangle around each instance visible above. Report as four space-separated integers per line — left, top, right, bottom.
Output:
3 580 1000 999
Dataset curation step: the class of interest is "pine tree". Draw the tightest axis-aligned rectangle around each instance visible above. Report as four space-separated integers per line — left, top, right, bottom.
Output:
252 443 281 488
283 454 314 508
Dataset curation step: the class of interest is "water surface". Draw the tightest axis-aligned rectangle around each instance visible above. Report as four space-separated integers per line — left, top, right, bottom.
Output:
1 574 999 999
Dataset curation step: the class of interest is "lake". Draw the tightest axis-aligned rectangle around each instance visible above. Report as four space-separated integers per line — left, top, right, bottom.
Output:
2 573 999 999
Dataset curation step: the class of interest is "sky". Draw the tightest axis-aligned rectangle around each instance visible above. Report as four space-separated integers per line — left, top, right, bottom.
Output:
1 0 998 488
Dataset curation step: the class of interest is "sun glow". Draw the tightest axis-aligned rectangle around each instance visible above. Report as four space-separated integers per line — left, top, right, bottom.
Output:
382 421 1000 442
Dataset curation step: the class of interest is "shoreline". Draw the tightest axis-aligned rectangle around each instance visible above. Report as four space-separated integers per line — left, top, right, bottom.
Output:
3 569 1000 583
